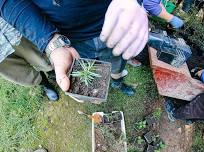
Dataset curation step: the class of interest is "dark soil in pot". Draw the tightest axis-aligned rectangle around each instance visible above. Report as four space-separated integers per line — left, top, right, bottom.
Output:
95 122 126 152
136 142 146 152
146 144 156 152
68 58 111 101
145 115 158 127
134 137 147 152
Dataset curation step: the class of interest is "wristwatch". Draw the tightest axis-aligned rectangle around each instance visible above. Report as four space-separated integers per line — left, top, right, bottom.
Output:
46 35 71 58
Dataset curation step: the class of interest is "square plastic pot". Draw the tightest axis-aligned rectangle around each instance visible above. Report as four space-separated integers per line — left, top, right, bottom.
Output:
144 131 155 144
65 58 111 104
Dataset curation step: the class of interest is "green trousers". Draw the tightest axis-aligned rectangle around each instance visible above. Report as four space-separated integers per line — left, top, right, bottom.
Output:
0 38 52 86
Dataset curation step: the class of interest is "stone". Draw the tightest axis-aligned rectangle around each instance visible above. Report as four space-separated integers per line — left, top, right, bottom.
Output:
149 47 204 101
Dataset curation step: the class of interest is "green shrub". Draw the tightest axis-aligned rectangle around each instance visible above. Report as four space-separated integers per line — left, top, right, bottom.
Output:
176 7 204 52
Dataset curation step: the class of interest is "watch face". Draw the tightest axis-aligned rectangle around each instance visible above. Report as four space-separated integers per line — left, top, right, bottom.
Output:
58 35 71 46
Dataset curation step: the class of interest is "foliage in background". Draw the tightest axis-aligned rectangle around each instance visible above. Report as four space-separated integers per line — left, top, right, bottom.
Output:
178 7 204 52
0 78 43 152
150 6 204 52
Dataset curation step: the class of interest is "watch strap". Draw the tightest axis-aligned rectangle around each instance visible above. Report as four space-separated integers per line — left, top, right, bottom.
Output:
45 35 71 58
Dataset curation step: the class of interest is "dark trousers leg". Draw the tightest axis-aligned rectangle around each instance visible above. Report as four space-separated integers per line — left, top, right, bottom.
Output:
174 93 204 120
182 0 194 12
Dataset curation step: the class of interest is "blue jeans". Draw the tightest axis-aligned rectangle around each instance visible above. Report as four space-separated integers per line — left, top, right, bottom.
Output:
72 37 126 74
182 0 194 12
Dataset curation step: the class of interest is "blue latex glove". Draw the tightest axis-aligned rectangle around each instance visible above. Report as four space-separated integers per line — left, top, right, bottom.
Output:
169 16 184 29
201 70 204 83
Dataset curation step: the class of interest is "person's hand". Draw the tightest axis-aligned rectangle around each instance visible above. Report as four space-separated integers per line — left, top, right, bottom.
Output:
100 0 149 60
169 16 184 29
50 46 79 91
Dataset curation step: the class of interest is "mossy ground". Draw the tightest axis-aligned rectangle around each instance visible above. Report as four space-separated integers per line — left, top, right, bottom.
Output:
0 65 159 152
1 64 201 152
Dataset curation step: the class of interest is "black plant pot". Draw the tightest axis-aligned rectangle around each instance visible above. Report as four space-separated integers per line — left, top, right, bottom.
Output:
112 111 123 122
146 144 156 152
103 114 112 124
103 111 123 124
145 115 157 127
136 141 146 152
144 131 154 144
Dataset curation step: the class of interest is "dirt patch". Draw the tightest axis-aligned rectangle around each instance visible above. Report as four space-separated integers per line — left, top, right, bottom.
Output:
141 98 193 152
69 59 110 99
157 112 193 152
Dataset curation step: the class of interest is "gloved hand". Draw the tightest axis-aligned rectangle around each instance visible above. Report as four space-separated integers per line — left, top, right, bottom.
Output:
100 0 149 60
49 34 80 91
169 16 184 29
197 69 204 83
201 70 204 83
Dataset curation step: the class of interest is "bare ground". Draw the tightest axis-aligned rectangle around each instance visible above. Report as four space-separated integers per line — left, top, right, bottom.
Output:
158 112 193 152
145 98 193 152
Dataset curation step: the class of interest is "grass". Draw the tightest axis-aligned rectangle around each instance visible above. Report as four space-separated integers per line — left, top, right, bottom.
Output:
1 59 203 152
0 78 43 152
192 123 204 152
0 6 203 151
0 65 159 152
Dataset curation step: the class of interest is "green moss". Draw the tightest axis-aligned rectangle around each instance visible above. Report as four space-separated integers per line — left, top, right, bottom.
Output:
0 65 159 152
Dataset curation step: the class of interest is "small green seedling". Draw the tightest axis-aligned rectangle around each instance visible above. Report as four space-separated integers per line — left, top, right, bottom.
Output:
153 108 162 120
159 141 166 149
135 120 147 130
71 60 101 86
154 142 166 152
153 134 160 142
136 136 145 144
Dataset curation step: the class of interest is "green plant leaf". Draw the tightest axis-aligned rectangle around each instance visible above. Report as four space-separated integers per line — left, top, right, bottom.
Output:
71 59 101 86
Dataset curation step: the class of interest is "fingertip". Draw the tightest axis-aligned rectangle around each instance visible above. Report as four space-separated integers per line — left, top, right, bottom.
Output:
112 48 121 56
57 76 70 92
122 53 130 60
62 82 70 92
100 34 106 42
107 43 114 48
